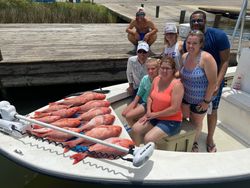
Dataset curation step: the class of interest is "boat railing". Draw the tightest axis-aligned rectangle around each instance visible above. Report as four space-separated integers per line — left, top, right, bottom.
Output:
230 0 248 62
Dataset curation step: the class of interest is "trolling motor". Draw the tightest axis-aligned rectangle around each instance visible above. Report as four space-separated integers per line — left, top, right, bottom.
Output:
0 100 155 167
0 101 31 138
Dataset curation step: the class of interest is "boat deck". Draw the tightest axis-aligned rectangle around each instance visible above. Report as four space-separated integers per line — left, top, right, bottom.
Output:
111 89 249 153
113 102 249 153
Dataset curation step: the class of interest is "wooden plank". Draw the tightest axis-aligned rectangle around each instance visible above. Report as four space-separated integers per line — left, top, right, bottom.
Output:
0 1 246 92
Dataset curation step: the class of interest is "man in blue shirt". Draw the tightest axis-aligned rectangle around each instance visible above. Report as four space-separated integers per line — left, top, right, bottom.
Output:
183 11 230 152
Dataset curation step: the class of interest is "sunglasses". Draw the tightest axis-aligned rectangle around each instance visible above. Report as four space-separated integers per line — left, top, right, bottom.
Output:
191 19 204 24
137 50 147 54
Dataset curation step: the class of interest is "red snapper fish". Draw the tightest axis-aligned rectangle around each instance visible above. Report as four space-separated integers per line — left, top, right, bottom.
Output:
32 118 81 129
81 114 115 131
70 137 135 164
34 106 80 118
37 103 69 113
77 107 111 121
29 126 85 142
32 115 61 124
58 92 106 106
78 100 110 113
63 125 122 152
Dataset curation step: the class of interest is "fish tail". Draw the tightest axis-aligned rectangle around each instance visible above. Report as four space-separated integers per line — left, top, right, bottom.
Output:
63 147 70 153
70 153 87 165
32 124 42 129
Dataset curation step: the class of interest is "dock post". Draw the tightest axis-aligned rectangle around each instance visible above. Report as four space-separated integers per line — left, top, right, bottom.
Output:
0 49 3 61
179 10 186 24
0 81 7 99
156 6 160 18
213 14 222 28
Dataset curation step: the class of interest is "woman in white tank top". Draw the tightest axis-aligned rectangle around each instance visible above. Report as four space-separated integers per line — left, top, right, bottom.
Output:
162 23 183 70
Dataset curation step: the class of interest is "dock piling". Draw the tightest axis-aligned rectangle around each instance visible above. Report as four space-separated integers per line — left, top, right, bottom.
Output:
179 10 186 24
156 6 160 18
213 14 222 28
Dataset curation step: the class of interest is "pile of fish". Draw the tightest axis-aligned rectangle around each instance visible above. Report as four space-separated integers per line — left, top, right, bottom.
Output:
29 91 134 164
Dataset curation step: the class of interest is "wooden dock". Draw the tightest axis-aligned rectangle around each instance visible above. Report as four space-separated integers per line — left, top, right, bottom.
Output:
0 0 247 97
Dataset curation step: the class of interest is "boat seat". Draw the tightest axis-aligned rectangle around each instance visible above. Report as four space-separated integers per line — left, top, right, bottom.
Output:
156 120 196 152
219 87 250 145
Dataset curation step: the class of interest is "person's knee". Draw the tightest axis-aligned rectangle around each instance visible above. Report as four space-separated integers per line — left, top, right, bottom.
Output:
128 34 137 45
147 34 157 45
144 134 155 144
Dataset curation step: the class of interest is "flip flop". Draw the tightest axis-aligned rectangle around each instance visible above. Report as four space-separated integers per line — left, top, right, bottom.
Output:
192 142 199 152
207 143 217 153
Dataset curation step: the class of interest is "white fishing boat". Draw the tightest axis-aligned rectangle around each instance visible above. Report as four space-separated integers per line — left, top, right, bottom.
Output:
0 0 250 187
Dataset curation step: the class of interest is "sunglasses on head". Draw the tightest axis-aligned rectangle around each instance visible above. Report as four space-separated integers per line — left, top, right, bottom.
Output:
137 50 147 54
191 18 204 24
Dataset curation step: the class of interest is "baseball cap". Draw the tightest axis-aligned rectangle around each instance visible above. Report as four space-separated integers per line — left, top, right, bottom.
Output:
137 41 149 52
136 7 145 17
164 24 177 34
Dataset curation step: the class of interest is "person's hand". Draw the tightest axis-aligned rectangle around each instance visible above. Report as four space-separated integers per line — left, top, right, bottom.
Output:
138 115 148 125
213 85 220 96
196 102 209 112
143 33 150 42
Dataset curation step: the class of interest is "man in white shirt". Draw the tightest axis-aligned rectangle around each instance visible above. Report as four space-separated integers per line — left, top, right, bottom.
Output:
126 41 149 98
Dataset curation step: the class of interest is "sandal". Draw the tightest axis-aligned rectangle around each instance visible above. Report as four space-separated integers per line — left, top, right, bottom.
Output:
192 142 199 152
207 143 217 153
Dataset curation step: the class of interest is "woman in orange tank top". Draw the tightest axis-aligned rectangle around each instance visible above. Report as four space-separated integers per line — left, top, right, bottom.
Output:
131 57 184 147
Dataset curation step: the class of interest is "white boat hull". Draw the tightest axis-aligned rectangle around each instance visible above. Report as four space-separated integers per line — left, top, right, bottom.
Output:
0 83 250 186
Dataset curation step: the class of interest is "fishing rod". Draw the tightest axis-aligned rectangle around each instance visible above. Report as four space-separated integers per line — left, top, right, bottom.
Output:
0 101 154 167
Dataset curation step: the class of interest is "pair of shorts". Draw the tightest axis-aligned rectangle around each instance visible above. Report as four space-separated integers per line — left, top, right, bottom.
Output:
182 99 207 114
139 32 146 41
138 100 147 109
149 119 181 136
212 81 224 110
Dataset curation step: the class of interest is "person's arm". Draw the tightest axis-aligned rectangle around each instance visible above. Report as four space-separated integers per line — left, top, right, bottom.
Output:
122 95 140 116
126 20 136 35
147 20 158 35
177 52 187 78
199 53 217 110
216 48 230 92
178 40 184 55
126 57 134 95
144 20 158 41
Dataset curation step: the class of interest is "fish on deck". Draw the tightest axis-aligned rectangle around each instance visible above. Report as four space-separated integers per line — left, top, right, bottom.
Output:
34 106 80 118
81 114 115 131
70 137 135 164
77 107 111 121
58 92 106 106
63 125 122 152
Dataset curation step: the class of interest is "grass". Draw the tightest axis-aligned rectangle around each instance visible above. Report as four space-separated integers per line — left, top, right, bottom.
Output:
0 0 117 23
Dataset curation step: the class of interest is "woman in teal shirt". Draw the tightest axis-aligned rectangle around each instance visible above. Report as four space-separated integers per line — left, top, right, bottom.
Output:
122 58 159 130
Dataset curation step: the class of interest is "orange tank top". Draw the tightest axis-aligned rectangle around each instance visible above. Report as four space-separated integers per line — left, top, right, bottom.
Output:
150 76 182 121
